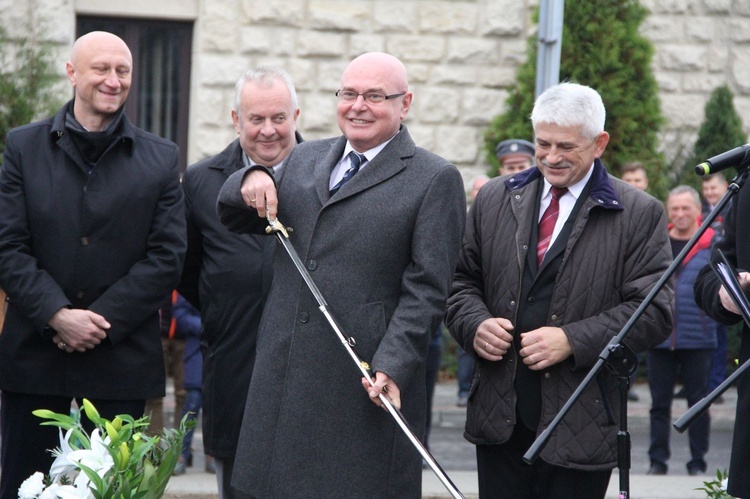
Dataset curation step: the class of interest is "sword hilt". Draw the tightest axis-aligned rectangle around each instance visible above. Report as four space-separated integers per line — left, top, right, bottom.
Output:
264 201 291 238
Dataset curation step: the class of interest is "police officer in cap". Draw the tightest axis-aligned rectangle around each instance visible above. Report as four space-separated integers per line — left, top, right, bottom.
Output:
496 138 535 176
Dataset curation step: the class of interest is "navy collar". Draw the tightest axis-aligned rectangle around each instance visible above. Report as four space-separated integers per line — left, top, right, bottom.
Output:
504 159 623 211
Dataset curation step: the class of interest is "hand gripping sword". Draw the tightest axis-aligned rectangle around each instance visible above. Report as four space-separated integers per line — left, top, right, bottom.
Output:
265 209 465 499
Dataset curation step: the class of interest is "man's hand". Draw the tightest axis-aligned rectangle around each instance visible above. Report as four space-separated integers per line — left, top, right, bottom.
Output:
519 326 572 371
719 271 750 315
49 308 109 353
240 169 278 220
362 371 401 410
474 317 514 361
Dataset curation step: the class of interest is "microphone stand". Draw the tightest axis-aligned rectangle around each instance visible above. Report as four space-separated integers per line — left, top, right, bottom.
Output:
523 165 750 499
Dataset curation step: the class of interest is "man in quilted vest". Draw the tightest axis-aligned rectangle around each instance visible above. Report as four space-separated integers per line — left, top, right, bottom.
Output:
446 82 673 498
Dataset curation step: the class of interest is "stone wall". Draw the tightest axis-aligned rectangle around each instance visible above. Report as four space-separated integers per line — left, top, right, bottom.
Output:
2 0 749 187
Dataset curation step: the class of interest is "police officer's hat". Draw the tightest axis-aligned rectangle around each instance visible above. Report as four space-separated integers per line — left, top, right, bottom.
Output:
495 139 535 160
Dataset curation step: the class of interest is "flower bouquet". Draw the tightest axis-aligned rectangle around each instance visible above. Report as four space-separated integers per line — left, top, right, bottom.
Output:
18 399 194 499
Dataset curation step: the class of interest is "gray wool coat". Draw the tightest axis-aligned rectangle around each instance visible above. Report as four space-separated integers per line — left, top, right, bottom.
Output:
217 127 466 498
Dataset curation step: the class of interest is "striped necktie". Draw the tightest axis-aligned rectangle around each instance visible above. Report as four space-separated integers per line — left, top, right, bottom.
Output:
330 151 366 196
537 186 568 266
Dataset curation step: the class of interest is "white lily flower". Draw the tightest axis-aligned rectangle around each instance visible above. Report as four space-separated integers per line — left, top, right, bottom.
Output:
67 429 113 493
39 482 93 499
49 428 78 480
18 472 45 499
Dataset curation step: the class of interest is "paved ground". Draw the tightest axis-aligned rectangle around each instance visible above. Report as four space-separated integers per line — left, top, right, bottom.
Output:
163 379 737 498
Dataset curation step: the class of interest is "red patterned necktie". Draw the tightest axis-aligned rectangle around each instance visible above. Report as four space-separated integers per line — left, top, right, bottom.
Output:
537 186 568 266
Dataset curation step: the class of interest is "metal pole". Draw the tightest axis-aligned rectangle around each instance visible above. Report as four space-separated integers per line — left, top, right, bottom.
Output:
535 0 565 98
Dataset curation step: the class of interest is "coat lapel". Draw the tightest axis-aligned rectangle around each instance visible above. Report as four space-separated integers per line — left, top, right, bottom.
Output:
314 137 347 206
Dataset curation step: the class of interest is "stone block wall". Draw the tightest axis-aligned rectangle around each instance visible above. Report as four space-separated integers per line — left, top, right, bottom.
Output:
2 0 750 188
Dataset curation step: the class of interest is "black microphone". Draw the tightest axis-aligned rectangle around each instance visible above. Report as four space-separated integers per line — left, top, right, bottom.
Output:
695 144 750 175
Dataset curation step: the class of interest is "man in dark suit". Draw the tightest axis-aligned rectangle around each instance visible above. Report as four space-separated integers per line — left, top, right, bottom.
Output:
695 173 750 498
446 82 673 498
217 52 466 498
0 31 185 495
178 66 301 496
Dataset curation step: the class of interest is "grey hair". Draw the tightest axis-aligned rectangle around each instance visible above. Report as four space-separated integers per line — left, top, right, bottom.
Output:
531 82 606 140
233 66 298 114
668 184 701 207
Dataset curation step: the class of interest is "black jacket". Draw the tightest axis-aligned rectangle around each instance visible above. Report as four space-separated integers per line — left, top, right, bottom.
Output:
0 101 186 399
695 182 750 498
178 137 299 457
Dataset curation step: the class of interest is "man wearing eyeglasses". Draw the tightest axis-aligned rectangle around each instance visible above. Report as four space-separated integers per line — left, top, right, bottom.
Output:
217 52 466 498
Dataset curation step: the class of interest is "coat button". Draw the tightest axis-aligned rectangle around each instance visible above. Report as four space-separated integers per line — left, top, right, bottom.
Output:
510 300 516 306
527 296 535 303
544 372 551 379
80 237 89 246
308 260 317 271
550 314 558 321
299 312 309 323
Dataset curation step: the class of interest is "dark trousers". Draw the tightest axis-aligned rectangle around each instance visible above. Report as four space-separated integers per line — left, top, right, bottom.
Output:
0 391 145 498
180 387 203 463
647 348 713 471
476 425 612 499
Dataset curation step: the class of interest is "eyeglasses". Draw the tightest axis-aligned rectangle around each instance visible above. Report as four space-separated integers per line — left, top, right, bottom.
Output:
335 90 406 104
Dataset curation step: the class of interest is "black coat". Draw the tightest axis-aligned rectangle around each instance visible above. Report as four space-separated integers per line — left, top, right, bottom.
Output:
179 138 296 457
0 101 186 400
695 183 750 497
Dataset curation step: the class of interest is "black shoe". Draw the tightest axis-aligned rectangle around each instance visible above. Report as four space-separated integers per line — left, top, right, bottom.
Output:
627 389 639 401
687 463 706 476
647 462 667 475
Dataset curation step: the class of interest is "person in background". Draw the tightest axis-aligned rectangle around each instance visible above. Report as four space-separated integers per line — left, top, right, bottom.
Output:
620 161 649 191
647 186 718 476
446 82 673 498
171 292 212 475
701 173 729 223
217 52 466 498
144 293 186 436
0 31 185 496
495 138 535 176
424 324 443 453
178 66 301 497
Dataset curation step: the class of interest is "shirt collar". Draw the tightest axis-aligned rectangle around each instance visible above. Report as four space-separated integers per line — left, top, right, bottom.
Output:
540 162 595 200
342 130 399 163
243 152 285 173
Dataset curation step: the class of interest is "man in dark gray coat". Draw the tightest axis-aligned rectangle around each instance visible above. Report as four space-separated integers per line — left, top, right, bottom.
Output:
178 66 301 496
446 83 673 498
217 52 466 498
0 31 185 496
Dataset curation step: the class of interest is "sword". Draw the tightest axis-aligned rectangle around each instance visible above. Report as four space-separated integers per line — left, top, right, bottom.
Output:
264 207 465 499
